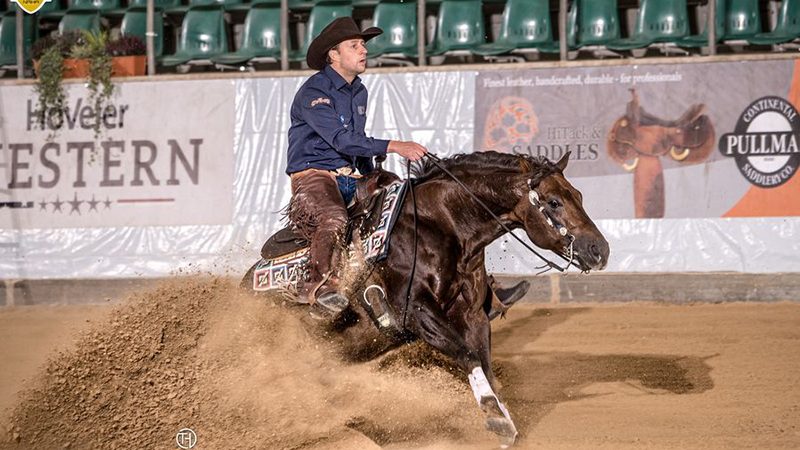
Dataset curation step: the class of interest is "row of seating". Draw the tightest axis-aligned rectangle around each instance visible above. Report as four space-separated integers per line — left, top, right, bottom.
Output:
429 0 800 61
2 0 799 74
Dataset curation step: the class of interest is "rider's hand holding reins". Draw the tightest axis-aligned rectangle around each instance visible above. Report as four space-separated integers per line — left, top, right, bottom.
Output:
388 140 428 161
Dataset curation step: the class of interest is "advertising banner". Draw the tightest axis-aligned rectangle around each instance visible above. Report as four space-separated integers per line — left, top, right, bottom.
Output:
0 79 234 229
475 59 800 219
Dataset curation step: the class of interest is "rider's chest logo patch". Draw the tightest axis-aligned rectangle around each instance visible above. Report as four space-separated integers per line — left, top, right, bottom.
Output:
310 97 331 108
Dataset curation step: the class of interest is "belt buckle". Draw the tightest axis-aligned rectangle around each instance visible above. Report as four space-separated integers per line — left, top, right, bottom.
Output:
334 167 353 177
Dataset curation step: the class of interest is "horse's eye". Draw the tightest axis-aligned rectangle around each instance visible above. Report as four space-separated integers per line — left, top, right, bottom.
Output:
548 199 561 209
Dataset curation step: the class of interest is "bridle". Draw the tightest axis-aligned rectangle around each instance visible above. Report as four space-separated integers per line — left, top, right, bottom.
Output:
423 153 579 273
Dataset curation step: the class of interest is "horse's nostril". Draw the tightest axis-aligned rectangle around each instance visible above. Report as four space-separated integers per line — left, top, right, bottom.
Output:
590 244 602 260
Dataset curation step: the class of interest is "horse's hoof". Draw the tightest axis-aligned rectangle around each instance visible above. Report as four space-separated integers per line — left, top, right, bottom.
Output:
486 417 518 447
480 395 518 447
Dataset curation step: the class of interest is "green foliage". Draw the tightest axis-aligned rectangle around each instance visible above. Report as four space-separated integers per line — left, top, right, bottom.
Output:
76 30 114 139
33 45 66 139
32 30 118 141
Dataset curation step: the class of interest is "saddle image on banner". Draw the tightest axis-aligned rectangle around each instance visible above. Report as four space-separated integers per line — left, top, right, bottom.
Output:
252 180 409 292
607 88 716 218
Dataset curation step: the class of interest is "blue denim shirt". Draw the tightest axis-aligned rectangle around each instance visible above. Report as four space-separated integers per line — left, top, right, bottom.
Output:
286 65 390 175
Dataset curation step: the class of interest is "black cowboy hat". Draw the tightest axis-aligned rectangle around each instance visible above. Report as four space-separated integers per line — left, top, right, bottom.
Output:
306 17 382 70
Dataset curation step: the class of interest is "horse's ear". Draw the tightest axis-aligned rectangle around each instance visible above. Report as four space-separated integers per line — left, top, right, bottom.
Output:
555 152 571 172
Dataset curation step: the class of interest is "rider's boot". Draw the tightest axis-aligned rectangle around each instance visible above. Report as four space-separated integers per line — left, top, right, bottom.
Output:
486 277 530 321
303 228 350 320
310 276 349 319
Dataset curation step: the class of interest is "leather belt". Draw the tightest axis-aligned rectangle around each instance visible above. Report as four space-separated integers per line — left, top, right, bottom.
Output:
332 166 361 178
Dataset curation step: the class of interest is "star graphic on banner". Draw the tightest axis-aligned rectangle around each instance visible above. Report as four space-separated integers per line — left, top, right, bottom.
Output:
87 195 100 212
39 199 48 211
103 197 112 209
68 193 83 215
51 196 64 212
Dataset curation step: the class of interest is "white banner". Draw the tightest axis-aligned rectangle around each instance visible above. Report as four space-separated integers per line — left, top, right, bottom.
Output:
0 79 234 229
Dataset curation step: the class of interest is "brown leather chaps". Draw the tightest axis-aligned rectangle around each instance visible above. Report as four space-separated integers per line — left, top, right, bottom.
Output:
288 169 348 299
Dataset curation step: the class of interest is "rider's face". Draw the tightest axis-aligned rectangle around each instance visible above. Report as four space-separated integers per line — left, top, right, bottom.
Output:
329 38 368 81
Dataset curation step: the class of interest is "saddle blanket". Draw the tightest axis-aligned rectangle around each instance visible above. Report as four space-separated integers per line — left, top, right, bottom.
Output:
252 180 409 291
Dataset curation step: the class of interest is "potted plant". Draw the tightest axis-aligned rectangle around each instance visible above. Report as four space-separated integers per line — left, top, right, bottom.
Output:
31 31 146 139
107 35 147 77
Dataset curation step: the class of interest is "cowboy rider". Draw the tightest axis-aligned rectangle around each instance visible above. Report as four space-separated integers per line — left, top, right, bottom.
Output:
287 17 428 318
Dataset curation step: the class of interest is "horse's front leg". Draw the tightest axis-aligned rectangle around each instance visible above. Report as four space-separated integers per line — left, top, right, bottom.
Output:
461 306 519 448
410 294 519 447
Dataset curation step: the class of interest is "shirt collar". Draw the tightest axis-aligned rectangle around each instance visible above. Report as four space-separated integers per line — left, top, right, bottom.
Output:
323 65 361 91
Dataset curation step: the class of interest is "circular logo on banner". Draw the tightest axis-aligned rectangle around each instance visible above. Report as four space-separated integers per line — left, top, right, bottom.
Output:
718 96 800 188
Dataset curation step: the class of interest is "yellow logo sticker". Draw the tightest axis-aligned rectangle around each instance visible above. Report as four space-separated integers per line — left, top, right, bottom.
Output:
11 0 53 15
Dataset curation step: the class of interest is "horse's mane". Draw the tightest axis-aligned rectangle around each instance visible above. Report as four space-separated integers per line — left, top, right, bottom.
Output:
411 151 559 184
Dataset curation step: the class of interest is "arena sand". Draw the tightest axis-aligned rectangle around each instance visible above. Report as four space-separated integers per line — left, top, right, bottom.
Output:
0 277 798 449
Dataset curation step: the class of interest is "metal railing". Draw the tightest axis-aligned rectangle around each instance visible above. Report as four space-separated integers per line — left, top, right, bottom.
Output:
11 0 722 78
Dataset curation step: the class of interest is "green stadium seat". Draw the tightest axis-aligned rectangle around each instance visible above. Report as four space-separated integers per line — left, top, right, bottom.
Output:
36 0 68 19
749 0 800 45
576 0 621 46
606 0 690 52
367 0 418 61
58 9 100 33
127 0 183 8
721 0 760 41
678 0 725 48
474 0 553 57
289 2 353 63
0 11 35 68
211 2 281 67
69 0 121 11
120 7 164 57
161 5 228 69
542 0 621 58
427 0 485 58
189 0 241 8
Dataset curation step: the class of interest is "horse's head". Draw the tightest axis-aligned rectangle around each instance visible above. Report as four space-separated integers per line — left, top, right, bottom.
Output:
512 153 609 272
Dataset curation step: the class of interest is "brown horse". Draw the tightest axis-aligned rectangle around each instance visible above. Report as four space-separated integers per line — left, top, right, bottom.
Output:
244 151 609 446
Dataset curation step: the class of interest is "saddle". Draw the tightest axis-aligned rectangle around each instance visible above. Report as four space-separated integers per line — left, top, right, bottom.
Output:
260 168 402 260
607 88 715 164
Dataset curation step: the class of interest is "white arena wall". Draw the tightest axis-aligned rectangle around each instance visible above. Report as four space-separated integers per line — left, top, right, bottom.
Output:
1 55 799 280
